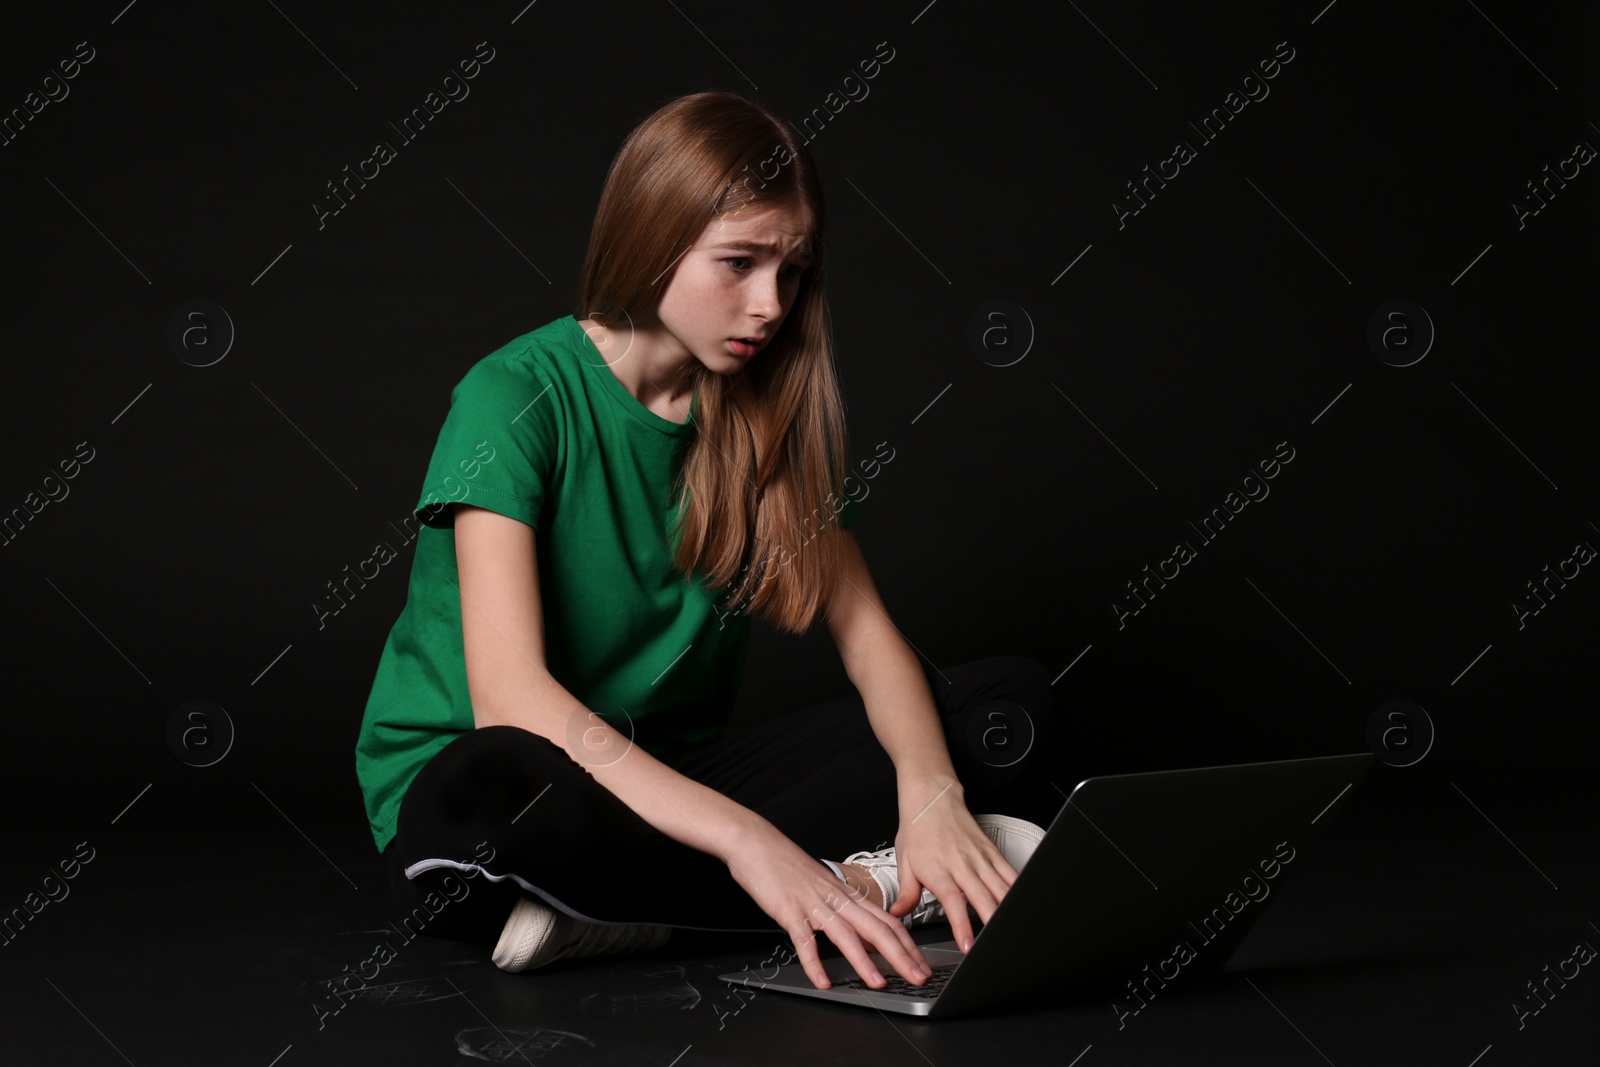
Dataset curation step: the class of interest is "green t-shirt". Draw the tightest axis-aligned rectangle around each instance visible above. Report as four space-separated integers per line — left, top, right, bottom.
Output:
355 314 861 853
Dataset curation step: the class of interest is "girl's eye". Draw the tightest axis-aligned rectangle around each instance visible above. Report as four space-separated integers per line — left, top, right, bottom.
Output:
724 257 807 278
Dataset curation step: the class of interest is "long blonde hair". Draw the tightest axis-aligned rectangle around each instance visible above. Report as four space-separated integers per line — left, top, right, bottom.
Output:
575 91 855 635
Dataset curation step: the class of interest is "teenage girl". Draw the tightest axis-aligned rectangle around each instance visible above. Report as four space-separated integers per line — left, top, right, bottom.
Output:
356 90 1067 992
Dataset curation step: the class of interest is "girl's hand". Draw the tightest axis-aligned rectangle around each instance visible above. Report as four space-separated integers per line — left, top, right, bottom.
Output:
727 822 933 991
887 782 1017 953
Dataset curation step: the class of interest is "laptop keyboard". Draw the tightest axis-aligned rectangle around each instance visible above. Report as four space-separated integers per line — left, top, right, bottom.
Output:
840 962 960 999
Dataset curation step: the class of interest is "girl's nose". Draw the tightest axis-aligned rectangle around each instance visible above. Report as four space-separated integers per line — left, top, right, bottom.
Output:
749 273 784 318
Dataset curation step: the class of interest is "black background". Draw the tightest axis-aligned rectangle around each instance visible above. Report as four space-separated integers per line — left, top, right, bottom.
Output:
1 1 1595 1063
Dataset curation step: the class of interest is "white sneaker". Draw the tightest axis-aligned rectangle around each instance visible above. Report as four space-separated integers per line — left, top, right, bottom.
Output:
491 894 672 973
839 813 1047 928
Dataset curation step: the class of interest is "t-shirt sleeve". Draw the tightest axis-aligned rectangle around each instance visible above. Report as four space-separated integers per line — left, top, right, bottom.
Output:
414 354 560 530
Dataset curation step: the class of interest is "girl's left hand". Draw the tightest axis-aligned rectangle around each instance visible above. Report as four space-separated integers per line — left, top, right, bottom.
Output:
886 782 1017 953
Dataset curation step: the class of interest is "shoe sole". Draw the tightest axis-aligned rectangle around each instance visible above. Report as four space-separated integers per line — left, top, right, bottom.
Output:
903 813 1048 928
493 896 673 973
492 895 561 973
976 812 1048 870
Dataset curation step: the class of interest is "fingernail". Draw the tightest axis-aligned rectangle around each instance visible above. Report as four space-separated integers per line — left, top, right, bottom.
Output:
916 964 931 979
870 970 884 983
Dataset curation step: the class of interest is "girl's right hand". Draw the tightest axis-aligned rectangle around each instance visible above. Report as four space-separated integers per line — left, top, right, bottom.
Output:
727 823 933 991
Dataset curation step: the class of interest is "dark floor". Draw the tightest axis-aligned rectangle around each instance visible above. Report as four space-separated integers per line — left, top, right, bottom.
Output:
2 777 1594 1066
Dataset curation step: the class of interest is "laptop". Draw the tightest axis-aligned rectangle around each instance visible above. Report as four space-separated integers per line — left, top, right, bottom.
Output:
718 751 1376 1018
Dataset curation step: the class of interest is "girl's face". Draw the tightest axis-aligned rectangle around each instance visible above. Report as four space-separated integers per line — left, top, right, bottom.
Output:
652 199 814 371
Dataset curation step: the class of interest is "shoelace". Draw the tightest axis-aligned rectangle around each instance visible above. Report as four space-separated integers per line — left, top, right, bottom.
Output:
841 848 945 924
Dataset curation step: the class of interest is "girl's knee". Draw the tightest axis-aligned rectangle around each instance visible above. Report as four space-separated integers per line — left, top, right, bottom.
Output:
421 725 572 819
954 698 1041 782
975 655 1060 738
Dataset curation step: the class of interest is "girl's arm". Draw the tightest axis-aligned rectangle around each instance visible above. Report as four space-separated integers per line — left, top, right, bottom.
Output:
824 529 1021 952
453 503 931 990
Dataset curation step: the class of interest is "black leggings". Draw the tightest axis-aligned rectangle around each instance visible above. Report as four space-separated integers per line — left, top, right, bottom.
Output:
383 655 1078 945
